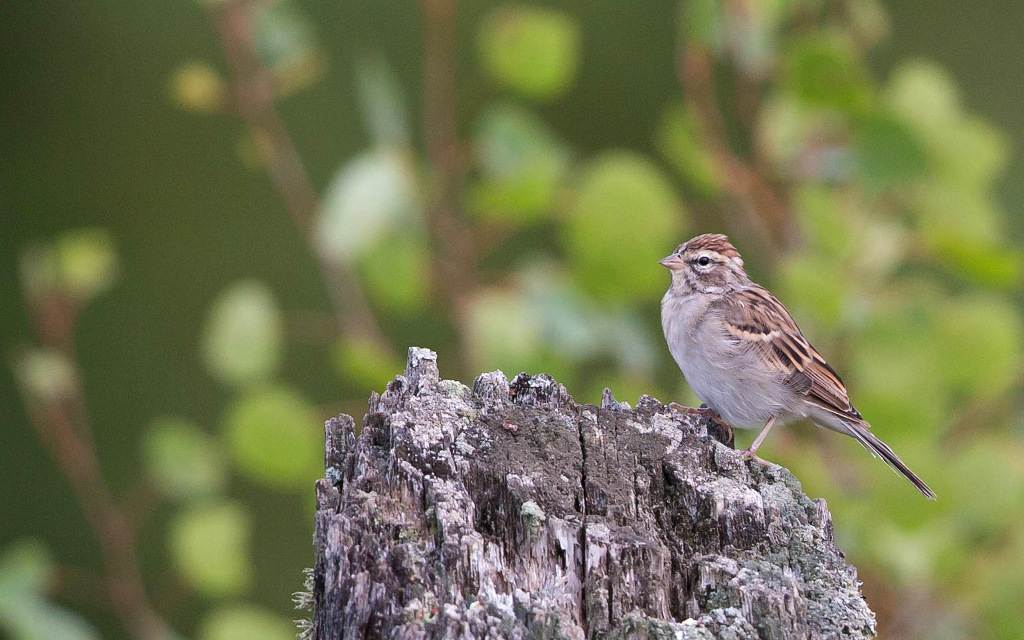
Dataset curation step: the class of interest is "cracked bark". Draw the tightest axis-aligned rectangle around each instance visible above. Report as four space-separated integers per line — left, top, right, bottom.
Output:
312 347 876 640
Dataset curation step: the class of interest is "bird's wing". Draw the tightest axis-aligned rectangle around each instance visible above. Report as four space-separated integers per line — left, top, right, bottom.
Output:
710 286 862 421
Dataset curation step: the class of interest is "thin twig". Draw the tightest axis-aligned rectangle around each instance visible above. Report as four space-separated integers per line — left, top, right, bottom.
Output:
422 0 477 376
210 0 395 357
18 297 167 640
212 1 317 231
678 43 793 248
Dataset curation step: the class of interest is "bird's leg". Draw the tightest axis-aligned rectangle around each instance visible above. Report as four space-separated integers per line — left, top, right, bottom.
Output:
669 403 734 448
741 416 777 463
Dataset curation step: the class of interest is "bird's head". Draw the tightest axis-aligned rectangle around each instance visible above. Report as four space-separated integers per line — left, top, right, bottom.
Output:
660 233 750 294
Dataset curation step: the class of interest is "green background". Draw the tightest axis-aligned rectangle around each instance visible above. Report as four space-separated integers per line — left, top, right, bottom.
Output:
2 1 1023 639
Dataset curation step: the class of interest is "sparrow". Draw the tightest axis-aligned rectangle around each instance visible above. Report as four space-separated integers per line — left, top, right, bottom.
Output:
660 233 935 499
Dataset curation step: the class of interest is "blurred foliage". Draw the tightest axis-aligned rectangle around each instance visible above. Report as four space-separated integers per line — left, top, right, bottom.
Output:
0 541 100 640
143 417 228 501
4 1 1024 640
201 281 283 387
169 502 252 598
478 5 581 99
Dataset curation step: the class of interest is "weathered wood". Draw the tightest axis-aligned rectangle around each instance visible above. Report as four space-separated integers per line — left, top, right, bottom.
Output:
312 347 875 640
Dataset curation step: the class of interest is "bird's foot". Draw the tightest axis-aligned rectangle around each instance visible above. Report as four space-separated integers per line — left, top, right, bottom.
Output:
740 448 770 465
669 403 734 448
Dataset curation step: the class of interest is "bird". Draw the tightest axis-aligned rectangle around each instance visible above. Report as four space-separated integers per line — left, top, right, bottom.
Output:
660 233 935 499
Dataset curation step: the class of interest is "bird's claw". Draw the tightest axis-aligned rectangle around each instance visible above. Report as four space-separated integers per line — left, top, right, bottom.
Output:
740 449 770 465
669 403 734 448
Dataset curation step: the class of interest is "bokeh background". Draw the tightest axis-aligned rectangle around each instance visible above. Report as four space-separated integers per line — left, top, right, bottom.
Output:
3 1 1024 638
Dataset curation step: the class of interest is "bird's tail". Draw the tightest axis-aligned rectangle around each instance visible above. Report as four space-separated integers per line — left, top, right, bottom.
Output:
840 419 936 500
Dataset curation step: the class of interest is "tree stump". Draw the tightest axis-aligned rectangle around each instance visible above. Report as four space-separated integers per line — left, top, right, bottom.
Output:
312 347 875 639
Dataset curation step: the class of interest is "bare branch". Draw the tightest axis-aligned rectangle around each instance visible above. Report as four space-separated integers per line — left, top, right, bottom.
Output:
17 295 168 640
209 0 395 357
678 44 794 249
422 0 478 375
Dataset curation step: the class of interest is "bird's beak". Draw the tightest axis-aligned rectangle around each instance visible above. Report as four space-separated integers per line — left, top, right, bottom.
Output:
659 254 685 270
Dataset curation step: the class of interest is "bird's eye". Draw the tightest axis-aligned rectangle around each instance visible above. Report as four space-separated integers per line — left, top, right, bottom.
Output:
697 256 711 267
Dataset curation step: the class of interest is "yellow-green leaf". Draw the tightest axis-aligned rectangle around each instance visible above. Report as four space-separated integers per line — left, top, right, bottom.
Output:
56 229 118 300
478 6 580 99
199 606 296 640
144 417 228 501
202 281 283 387
222 386 321 490
169 503 252 597
565 152 683 300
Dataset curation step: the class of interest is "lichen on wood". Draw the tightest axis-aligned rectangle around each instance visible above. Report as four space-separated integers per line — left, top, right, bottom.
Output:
311 347 875 639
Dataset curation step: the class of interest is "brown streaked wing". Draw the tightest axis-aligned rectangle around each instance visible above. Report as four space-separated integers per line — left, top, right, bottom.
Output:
712 286 859 418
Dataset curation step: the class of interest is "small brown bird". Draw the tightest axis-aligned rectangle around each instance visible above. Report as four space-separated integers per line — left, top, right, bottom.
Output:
660 233 935 499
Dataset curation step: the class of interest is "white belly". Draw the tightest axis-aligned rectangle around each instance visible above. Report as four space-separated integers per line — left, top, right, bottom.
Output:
661 292 786 429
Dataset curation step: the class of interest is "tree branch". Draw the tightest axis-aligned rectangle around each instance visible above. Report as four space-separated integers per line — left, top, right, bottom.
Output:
678 43 793 248
209 0 395 357
422 0 477 374
16 295 168 640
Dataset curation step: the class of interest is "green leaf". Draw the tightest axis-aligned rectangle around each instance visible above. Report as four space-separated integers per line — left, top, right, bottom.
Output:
56 229 118 300
928 117 1008 191
948 439 1024 544
467 267 658 380
254 1 316 71
315 149 420 264
793 185 855 257
721 0 786 77
924 232 1022 290
169 502 252 597
0 541 52 595
143 417 228 501
914 188 1023 288
0 598 101 640
867 521 940 582
756 95 854 181
201 281 282 387
848 302 945 435
565 151 683 300
333 336 406 391
357 231 430 313
13 349 78 402
915 186 1000 240
854 113 928 191
847 0 890 47
783 34 871 112
0 541 102 640
980 535 1024 640
935 295 1022 399
681 0 724 51
850 217 911 283
756 96 814 169
886 60 961 132
478 6 580 99
656 103 720 197
354 54 408 147
518 266 656 375
467 104 570 222
467 287 545 375
475 103 564 179
222 386 321 490
199 605 296 640
775 252 847 328
888 61 1008 191
169 62 226 113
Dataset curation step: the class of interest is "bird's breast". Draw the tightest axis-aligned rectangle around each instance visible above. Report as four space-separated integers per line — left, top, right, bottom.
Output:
661 293 784 429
